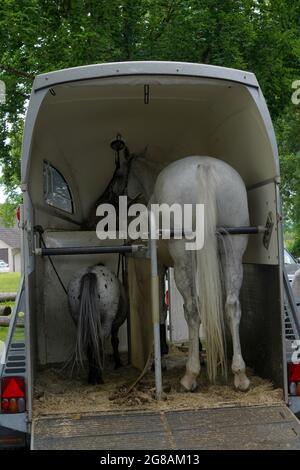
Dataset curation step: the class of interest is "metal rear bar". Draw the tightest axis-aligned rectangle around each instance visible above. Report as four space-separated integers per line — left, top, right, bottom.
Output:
217 226 265 235
35 226 266 257
159 226 265 237
36 245 142 256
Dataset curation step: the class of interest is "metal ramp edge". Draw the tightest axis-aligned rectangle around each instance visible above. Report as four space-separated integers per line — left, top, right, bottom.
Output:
0 277 27 434
283 268 300 362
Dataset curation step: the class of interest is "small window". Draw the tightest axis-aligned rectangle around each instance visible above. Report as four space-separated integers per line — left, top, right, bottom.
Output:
43 161 74 214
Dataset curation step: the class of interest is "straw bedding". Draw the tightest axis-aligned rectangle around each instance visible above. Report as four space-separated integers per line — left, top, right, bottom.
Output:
33 346 283 417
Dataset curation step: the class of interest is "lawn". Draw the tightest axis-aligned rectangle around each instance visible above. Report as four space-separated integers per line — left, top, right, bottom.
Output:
0 272 21 292
0 272 22 343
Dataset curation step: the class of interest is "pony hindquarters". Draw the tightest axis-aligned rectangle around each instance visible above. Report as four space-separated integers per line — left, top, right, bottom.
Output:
76 272 104 384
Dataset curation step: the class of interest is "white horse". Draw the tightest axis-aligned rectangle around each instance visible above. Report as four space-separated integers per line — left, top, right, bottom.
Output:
124 151 250 392
68 264 128 384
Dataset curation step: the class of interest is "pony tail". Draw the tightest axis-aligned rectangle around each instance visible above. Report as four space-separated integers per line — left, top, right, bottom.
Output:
194 163 227 382
76 272 104 371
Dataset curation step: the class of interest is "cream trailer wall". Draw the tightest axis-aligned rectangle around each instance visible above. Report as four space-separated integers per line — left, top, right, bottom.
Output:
28 76 279 257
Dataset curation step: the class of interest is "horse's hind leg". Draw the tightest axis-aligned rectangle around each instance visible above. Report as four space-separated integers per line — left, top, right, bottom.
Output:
173 260 200 392
220 236 250 391
111 327 122 369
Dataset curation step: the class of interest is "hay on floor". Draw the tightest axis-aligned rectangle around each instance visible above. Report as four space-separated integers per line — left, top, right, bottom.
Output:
33 347 283 417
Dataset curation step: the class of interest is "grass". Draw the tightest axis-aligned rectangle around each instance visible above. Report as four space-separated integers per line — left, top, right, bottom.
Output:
0 272 21 343
0 272 21 292
0 326 24 342
0 327 7 342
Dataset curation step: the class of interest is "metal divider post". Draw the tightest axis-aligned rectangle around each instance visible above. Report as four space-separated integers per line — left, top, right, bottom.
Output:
149 210 162 399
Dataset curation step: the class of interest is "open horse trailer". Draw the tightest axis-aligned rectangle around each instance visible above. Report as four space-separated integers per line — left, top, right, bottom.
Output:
1 61 300 450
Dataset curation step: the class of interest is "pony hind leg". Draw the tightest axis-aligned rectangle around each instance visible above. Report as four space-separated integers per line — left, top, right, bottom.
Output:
87 345 104 385
110 283 128 369
220 236 250 391
111 326 122 369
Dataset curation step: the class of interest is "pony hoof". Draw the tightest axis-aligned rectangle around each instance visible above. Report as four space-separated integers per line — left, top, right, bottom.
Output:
160 345 169 356
180 374 198 392
234 373 250 392
88 376 104 385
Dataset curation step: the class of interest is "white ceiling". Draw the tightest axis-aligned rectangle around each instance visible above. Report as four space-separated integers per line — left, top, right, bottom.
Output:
29 76 278 223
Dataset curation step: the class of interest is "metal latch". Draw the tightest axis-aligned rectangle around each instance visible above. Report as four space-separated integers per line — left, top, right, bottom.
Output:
263 211 274 249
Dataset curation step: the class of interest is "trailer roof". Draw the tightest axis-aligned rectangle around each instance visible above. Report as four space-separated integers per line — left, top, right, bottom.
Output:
33 61 259 92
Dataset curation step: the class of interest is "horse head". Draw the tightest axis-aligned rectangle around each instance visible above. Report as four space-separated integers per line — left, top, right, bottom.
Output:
123 146 162 205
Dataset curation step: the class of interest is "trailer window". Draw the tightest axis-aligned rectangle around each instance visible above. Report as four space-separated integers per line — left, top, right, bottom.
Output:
43 162 74 214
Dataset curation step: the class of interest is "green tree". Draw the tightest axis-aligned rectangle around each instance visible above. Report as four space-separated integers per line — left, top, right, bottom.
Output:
275 104 300 256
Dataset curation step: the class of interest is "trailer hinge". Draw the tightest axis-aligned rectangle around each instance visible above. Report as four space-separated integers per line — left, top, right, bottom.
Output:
274 176 281 185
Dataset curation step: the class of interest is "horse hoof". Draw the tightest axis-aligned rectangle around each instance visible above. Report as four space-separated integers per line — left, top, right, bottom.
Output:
114 361 122 370
180 382 198 393
180 373 198 392
234 373 250 392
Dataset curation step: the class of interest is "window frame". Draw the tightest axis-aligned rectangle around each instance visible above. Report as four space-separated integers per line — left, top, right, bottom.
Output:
43 160 74 215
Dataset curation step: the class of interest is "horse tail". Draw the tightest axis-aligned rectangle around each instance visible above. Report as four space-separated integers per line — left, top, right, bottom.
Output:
75 272 104 372
194 163 227 382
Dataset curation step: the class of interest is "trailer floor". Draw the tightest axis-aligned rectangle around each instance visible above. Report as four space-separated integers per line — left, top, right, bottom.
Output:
31 405 300 450
33 350 283 416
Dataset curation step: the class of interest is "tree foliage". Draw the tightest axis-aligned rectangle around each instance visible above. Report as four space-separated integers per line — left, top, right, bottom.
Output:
275 104 300 255
0 0 299 241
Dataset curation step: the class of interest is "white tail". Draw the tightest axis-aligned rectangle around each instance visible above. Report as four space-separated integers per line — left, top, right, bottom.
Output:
194 163 227 382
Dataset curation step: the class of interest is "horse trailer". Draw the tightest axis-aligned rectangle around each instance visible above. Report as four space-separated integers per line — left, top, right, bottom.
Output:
1 61 300 450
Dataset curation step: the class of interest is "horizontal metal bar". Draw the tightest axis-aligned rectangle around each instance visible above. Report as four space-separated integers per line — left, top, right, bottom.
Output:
36 245 141 256
217 226 265 235
35 226 264 257
160 226 266 237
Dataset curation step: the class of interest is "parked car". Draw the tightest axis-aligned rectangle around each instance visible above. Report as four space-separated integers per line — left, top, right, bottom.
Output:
284 248 300 283
0 260 9 273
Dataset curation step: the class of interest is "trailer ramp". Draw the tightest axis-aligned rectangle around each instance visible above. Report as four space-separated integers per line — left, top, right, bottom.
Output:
31 405 300 450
